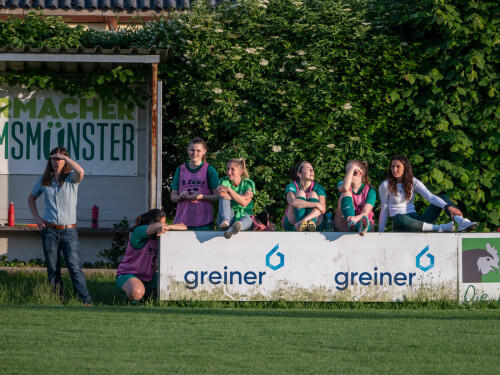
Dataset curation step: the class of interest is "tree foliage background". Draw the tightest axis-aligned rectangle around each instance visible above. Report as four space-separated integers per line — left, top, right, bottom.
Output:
1 0 498 229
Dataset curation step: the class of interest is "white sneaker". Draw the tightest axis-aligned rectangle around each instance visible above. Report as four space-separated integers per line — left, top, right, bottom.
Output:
438 221 454 232
224 221 242 239
219 220 230 231
457 218 478 232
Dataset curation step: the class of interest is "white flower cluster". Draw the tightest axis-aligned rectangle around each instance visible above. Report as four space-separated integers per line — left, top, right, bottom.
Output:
342 103 353 110
235 73 245 79
213 88 223 94
260 59 269 66
272 145 282 152
245 48 258 54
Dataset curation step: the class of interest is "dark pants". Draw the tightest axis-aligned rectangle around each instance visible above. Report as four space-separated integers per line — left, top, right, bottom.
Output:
41 227 91 303
393 194 455 232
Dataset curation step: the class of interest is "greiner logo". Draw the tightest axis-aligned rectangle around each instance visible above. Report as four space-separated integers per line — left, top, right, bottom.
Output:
334 267 417 290
184 266 266 290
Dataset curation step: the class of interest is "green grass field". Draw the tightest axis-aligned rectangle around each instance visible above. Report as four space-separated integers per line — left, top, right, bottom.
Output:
1 271 500 374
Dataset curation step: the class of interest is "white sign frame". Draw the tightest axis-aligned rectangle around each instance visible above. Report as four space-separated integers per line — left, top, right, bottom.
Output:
159 232 459 302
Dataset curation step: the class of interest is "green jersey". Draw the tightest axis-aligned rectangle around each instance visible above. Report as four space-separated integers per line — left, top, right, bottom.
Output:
219 176 256 220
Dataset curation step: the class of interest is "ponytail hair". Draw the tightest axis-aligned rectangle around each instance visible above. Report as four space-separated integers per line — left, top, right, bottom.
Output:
134 209 166 229
291 160 309 182
227 158 249 179
188 137 207 162
349 160 371 186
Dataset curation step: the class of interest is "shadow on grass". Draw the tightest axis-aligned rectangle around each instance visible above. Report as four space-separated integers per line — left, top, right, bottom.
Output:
2 271 500 318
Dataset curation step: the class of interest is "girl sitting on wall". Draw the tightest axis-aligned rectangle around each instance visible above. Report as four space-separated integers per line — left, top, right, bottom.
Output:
116 209 186 302
217 158 256 239
378 154 477 232
170 137 219 230
283 161 327 231
333 160 376 234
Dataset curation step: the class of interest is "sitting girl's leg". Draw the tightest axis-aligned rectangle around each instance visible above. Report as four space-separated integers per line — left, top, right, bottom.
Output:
393 213 453 232
293 190 308 223
339 191 356 231
393 213 425 232
420 193 454 223
304 191 320 224
296 192 323 231
419 193 476 231
224 215 253 239
239 215 254 231
333 199 348 231
120 276 146 302
356 217 371 232
217 198 234 229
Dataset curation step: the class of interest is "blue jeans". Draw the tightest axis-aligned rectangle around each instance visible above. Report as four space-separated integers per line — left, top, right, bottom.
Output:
41 227 91 303
217 198 253 231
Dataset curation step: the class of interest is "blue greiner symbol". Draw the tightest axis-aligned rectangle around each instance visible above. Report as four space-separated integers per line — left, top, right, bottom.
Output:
266 244 284 271
416 245 434 272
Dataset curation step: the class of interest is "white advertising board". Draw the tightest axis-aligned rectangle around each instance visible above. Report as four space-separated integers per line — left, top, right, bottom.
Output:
0 86 138 176
459 234 500 303
159 232 458 302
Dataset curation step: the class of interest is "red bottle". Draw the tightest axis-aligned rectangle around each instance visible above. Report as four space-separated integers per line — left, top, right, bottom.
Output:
92 205 99 228
8 202 15 226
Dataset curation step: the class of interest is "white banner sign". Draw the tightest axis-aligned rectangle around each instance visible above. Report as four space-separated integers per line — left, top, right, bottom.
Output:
459 234 500 303
0 86 138 176
159 232 459 302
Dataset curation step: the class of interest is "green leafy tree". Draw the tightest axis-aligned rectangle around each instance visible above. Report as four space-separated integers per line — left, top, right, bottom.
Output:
0 0 497 229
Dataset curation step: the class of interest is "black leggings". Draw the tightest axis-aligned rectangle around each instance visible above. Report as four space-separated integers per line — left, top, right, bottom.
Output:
392 194 455 232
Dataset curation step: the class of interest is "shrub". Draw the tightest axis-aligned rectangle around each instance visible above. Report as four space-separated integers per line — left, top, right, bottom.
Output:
0 0 497 229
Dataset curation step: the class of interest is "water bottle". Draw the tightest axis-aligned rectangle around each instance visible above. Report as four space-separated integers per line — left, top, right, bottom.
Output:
8 202 15 226
325 212 333 232
92 205 99 228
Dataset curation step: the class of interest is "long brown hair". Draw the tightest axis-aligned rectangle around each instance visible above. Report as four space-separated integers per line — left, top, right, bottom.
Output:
227 158 249 179
41 147 71 187
188 137 207 162
349 160 371 186
387 154 413 201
